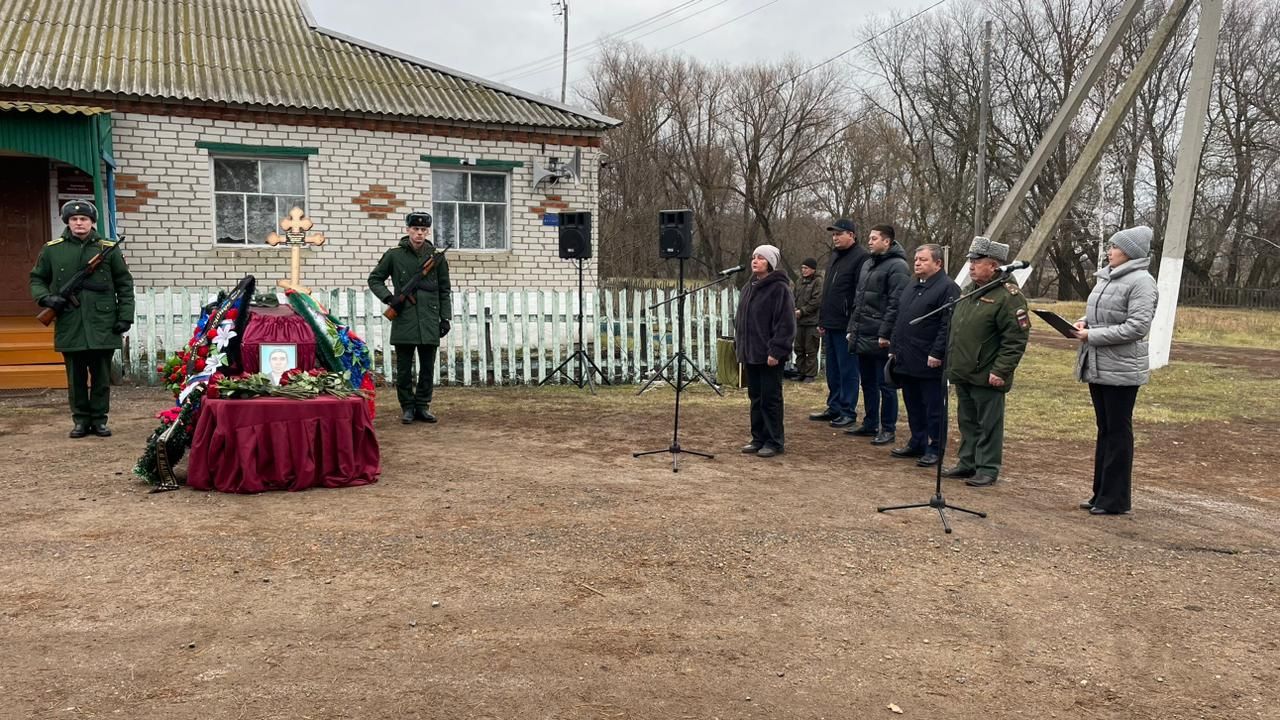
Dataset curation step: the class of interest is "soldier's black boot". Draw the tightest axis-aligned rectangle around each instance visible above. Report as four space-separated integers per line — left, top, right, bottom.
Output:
90 423 112 437
400 409 416 424
69 422 89 439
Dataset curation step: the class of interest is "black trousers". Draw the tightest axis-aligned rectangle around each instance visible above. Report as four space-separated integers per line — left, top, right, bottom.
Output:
744 362 785 450
394 344 438 411
1088 383 1140 513
899 374 945 453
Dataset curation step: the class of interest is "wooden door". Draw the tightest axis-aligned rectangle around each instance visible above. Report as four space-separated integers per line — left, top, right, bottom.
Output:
0 157 51 316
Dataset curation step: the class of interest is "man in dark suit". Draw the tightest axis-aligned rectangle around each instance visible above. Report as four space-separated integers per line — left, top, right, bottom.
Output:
887 244 959 467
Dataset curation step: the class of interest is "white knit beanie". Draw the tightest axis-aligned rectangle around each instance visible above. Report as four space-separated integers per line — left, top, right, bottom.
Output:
753 244 781 271
1109 226 1153 260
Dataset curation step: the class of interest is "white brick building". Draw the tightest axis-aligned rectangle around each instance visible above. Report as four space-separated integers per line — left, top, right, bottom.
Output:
0 0 618 306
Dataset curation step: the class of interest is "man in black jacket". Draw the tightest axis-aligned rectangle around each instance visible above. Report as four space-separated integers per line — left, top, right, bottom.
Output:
845 224 911 445
888 244 960 466
808 218 869 428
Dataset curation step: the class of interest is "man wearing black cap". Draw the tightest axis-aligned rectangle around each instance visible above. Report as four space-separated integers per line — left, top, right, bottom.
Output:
29 200 135 438
943 236 1030 487
792 257 823 382
368 212 453 425
808 219 869 428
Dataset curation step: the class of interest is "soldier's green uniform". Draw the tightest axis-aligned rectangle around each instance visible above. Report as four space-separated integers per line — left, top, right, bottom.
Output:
29 203 135 437
367 212 452 423
945 238 1030 484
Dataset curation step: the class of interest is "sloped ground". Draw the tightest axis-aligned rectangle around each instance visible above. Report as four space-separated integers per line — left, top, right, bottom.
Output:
0 351 1276 719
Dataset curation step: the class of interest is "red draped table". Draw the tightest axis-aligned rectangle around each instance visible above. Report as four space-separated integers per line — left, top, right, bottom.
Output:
188 396 380 493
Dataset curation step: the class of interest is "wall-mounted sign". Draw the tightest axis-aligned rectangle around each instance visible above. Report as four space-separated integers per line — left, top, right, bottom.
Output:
57 166 94 198
542 213 560 227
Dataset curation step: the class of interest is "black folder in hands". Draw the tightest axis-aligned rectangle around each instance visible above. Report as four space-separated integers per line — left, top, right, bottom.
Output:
1032 309 1081 339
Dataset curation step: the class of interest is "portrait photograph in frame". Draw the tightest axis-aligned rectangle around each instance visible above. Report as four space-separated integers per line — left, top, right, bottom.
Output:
260 344 298 385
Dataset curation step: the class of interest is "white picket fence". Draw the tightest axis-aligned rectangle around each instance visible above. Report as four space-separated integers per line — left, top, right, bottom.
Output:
121 287 744 387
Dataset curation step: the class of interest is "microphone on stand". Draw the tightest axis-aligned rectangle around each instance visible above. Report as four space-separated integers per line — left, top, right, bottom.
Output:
997 260 1030 273
718 264 746 276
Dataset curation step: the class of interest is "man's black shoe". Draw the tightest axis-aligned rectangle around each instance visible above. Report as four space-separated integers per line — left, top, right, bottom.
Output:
401 409 416 424
916 452 940 467
741 442 762 453
845 425 877 436
1079 501 1094 510
69 423 89 439
1089 506 1129 515
756 446 783 458
941 465 975 478
870 431 895 446
90 423 112 437
965 474 997 487
830 415 857 429
890 445 925 458
809 409 838 421
415 408 438 423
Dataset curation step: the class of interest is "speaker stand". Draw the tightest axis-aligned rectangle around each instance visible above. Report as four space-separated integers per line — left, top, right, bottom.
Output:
540 257 609 393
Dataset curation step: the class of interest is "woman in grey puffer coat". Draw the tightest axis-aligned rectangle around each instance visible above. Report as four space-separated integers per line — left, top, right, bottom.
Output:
1073 226 1159 515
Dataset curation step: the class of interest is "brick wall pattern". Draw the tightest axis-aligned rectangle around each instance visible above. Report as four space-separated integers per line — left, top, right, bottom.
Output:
110 112 601 292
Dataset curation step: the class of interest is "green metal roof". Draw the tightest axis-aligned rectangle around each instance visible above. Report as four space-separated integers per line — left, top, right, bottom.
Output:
0 0 618 132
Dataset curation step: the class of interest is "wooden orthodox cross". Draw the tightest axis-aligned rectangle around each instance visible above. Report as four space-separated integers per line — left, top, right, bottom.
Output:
266 207 327 293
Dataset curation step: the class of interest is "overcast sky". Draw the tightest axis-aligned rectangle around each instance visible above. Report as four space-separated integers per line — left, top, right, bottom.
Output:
307 0 912 105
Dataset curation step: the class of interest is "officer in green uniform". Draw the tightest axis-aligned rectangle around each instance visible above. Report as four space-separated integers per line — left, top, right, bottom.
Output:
942 237 1030 487
367 211 452 425
29 200 135 438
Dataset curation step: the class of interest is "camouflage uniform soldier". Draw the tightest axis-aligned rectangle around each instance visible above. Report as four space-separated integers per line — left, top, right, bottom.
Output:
791 257 823 381
29 200 135 438
942 237 1030 487
368 212 453 425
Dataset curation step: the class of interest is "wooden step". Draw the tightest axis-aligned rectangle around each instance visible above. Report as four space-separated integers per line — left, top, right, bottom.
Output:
0 364 67 390
0 317 54 345
0 342 62 364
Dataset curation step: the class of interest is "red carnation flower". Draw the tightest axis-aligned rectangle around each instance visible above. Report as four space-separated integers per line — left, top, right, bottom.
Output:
196 345 209 358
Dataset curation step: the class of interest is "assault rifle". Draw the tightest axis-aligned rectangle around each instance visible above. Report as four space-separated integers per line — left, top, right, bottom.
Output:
383 245 449 320
36 235 126 326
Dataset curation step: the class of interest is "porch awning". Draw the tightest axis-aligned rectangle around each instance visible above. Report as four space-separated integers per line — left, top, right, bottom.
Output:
0 100 113 174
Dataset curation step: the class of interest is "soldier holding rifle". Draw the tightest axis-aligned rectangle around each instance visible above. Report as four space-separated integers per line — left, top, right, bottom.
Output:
29 200 135 438
367 212 453 425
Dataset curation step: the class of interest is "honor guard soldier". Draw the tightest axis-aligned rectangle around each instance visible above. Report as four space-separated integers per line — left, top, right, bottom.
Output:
368 211 453 425
942 237 1030 487
29 200 135 438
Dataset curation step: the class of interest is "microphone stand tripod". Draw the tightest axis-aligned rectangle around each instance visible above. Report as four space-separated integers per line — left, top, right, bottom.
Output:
540 257 609 393
633 260 734 472
877 271 1012 533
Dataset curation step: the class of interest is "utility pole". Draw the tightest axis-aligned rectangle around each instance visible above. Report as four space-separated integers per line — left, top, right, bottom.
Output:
973 19 992 238
555 0 569 103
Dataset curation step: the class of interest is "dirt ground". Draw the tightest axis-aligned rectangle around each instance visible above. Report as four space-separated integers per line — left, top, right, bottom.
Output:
1 348 1277 719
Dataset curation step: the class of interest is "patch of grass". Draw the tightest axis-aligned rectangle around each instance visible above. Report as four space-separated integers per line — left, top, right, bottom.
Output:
1006 342 1280 442
1031 301 1280 350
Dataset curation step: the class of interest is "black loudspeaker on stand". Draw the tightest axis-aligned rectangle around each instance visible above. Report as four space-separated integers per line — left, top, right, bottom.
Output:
635 209 733 472
876 271 1015 533
540 212 608 392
